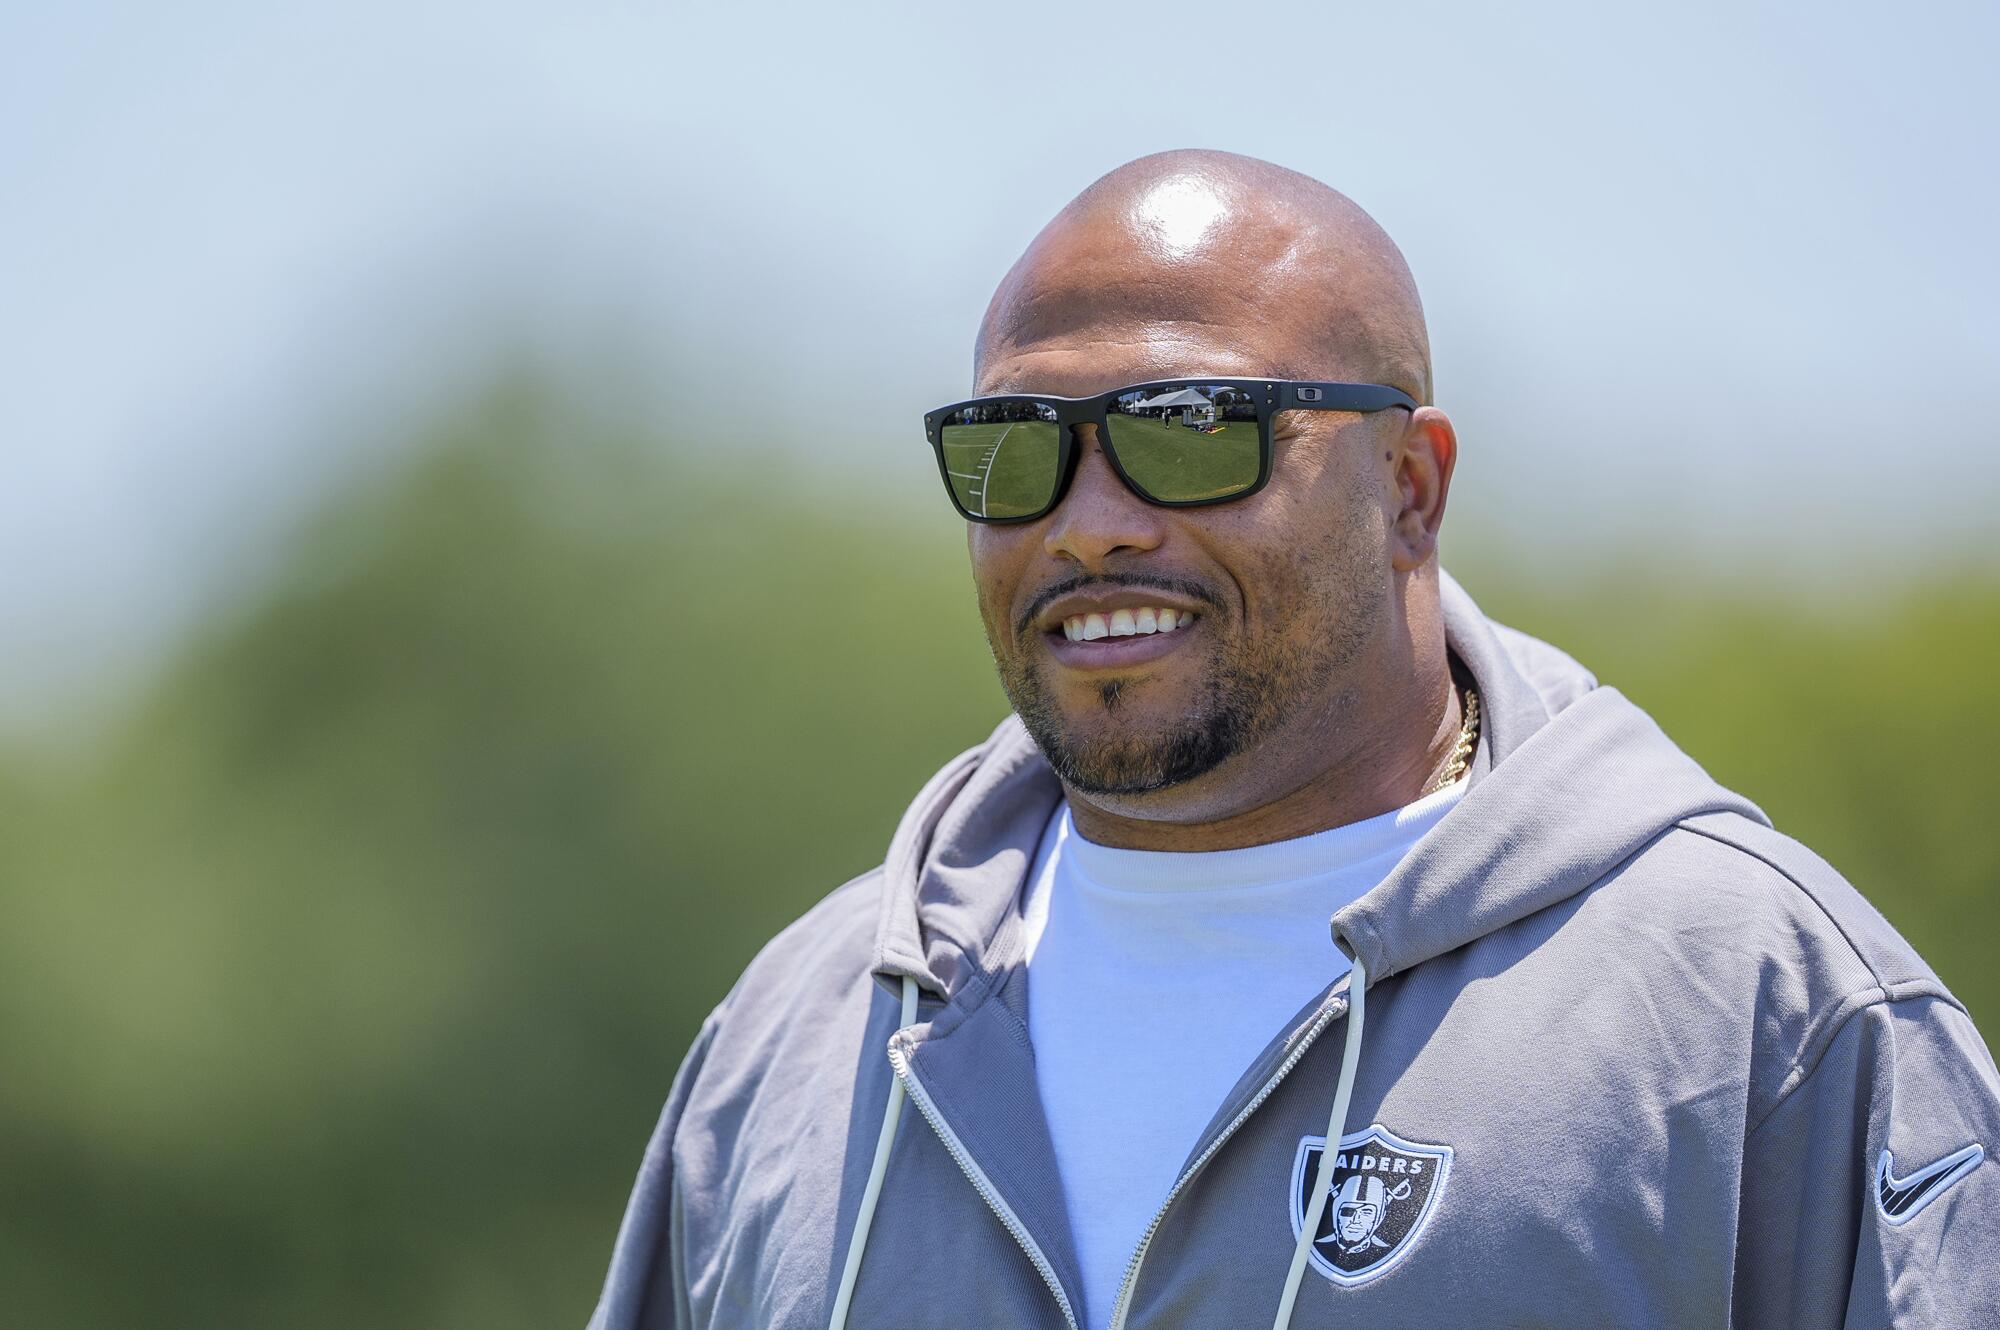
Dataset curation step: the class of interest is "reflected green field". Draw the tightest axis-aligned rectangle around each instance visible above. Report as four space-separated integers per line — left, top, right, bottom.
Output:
940 420 1059 518
943 414 1260 515
1103 414 1259 500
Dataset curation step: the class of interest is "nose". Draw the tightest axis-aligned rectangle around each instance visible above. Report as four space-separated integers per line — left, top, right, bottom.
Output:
1042 424 1167 569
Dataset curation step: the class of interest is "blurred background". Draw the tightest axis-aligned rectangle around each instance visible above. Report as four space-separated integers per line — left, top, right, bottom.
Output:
3 1 1996 1324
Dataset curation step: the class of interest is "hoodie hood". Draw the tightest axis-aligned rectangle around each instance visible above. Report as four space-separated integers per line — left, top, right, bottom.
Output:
872 568 1770 1003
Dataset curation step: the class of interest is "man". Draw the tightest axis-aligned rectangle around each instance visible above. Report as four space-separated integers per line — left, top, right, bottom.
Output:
591 151 1999 1328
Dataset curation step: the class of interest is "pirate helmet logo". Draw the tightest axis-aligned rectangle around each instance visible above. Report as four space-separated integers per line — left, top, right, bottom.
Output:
1329 1172 1411 1254
1291 1124 1453 1287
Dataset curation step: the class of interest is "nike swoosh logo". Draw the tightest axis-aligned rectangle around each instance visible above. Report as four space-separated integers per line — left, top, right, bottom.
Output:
1875 1143 1985 1225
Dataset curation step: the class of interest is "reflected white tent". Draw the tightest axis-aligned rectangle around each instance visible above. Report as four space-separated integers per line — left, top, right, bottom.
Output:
1129 386 1216 425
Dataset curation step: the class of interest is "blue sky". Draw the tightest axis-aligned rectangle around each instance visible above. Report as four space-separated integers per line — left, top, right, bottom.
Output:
3 0 1996 721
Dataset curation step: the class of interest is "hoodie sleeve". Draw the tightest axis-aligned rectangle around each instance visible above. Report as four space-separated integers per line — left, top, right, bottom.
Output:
1733 993 2000 1328
588 1008 725 1330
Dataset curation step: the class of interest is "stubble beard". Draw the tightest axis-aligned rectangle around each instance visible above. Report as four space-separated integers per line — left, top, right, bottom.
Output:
992 582 1380 797
1003 646 1261 795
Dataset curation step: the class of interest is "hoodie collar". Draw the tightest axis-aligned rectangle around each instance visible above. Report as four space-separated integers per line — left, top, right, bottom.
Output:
872 568 1768 1002
1331 570 1769 982
1330 684 1770 983
874 713 1060 1001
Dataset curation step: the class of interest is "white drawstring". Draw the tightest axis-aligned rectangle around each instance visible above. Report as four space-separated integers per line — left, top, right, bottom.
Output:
1272 952 1368 1328
828 975 920 1330
835 962 1362 1329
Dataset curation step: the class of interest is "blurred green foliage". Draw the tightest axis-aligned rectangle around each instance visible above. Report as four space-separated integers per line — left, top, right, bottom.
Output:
1 377 1993 1326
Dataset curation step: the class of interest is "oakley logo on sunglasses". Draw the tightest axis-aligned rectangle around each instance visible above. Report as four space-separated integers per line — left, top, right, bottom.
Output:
923 378 1417 523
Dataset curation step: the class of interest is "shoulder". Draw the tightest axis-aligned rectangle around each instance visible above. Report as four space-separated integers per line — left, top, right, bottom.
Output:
1611 809 1967 1120
1670 810 1949 1003
711 866 889 1032
665 867 897 1171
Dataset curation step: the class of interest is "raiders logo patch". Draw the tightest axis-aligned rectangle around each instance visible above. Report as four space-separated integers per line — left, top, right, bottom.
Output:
1290 1124 1453 1287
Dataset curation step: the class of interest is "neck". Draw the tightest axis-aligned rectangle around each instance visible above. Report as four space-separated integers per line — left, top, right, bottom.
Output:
1066 646 1463 854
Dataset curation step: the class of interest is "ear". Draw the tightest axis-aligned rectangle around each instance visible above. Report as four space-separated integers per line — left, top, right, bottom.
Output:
1386 406 1457 572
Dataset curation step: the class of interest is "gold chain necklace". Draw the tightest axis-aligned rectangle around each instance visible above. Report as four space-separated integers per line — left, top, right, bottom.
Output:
1423 685 1481 796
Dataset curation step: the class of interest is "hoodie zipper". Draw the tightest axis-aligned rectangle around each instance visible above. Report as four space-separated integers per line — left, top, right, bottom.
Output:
1105 990 1351 1330
888 1042 1082 1330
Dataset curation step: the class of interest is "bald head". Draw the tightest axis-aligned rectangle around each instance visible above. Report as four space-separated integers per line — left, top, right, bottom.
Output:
976 150 1432 403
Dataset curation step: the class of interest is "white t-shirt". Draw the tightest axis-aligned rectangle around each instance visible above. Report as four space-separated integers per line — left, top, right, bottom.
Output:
1018 779 1466 1329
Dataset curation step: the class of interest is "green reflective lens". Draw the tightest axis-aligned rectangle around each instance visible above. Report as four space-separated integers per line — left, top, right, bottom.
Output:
939 402 1062 519
1106 383 1261 502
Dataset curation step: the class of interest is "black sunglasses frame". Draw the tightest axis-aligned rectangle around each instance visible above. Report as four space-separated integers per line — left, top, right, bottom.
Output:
922 378 1419 525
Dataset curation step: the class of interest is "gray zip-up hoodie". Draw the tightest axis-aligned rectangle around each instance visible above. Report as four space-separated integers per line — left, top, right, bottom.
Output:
591 571 2000 1329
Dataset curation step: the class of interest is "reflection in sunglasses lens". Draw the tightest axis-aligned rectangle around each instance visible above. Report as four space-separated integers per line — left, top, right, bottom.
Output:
940 402 1062 519
1106 383 1261 502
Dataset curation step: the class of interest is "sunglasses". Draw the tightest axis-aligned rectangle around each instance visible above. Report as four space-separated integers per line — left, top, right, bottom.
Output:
923 378 1417 524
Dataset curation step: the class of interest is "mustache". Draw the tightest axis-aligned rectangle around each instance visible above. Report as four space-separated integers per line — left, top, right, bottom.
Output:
1015 571 1226 638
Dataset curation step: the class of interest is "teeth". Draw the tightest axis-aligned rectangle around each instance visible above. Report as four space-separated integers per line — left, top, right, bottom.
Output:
1059 607 1197 642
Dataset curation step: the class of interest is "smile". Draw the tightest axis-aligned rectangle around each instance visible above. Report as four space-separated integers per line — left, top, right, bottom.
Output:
1059 606 1197 642
1041 604 1203 672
